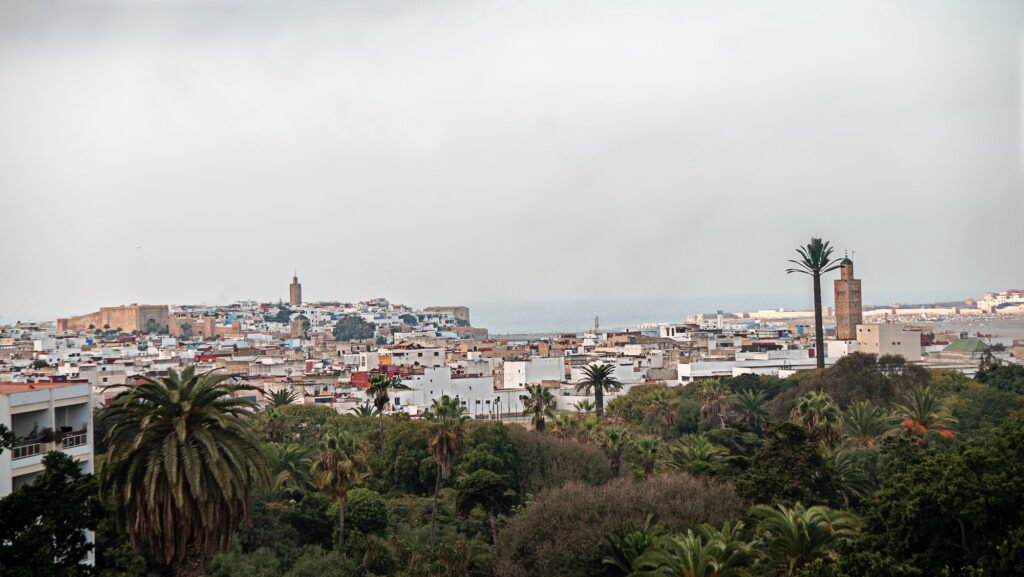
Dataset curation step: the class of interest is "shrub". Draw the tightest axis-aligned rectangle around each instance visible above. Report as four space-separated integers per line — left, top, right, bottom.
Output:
493 474 743 577
506 427 611 494
344 488 389 536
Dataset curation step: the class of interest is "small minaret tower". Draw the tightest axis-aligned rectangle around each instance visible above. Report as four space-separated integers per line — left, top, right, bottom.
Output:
833 252 862 341
289 271 302 306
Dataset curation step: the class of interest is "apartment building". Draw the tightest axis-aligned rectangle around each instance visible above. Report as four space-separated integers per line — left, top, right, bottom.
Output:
0 381 94 496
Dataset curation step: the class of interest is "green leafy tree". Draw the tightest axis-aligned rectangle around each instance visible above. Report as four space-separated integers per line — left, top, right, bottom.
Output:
0 423 14 454
425 395 469 540
576 364 623 417
736 422 837 507
0 452 102 576
786 237 842 369
310 431 369 557
455 469 518 544
750 503 860 576
332 316 376 341
975 362 1024 394
98 367 269 577
520 384 556 432
344 488 388 537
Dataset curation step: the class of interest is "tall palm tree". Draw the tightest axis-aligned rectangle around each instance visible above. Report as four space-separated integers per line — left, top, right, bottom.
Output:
425 395 469 541
266 388 299 408
520 384 556 432
893 385 957 443
750 503 861 576
599 426 629 477
265 443 313 500
664 434 731 477
825 448 874 507
631 435 663 479
98 367 269 577
730 389 769 436
646 388 680 439
842 400 893 448
786 238 843 368
698 380 731 429
310 431 369 557
791 391 843 446
367 373 406 446
635 521 756 577
576 364 623 417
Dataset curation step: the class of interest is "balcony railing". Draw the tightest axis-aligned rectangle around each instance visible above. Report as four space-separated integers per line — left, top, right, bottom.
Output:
61 432 88 449
12 442 42 460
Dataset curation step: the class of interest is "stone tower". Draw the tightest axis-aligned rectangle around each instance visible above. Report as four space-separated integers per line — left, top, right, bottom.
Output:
833 256 862 341
289 272 302 306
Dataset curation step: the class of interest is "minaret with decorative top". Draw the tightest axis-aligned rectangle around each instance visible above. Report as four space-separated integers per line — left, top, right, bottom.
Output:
833 252 862 341
289 271 302 306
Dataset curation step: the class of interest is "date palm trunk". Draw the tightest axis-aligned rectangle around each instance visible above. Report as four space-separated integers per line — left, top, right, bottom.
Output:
813 272 825 369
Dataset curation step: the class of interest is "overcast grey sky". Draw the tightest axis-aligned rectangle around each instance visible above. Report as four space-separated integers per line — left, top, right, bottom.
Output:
1 0 1023 323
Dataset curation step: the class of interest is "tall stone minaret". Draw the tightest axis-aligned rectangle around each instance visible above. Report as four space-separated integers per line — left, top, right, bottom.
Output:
833 254 862 341
289 271 302 306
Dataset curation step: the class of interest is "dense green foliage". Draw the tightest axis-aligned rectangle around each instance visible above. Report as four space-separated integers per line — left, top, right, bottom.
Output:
0 452 102 576
332 316 376 341
50 349 1023 577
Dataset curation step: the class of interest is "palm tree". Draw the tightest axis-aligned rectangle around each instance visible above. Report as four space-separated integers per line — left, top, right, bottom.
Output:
576 364 623 417
698 380 731 429
599 426 629 477
646 388 680 439
577 413 604 443
574 399 596 414
425 395 469 541
791 391 843 446
825 448 874 507
367 373 406 446
750 503 861 576
98 367 269 577
263 408 287 443
786 238 843 368
520 384 556 432
266 388 299 408
631 436 663 479
602 515 664 576
311 431 368 557
265 443 313 500
348 401 379 418
893 385 957 443
550 413 579 441
664 434 731 477
634 521 756 577
730 389 769 436
841 400 893 448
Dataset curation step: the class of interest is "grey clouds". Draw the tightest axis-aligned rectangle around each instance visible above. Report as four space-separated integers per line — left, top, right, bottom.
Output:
1 0 1022 322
